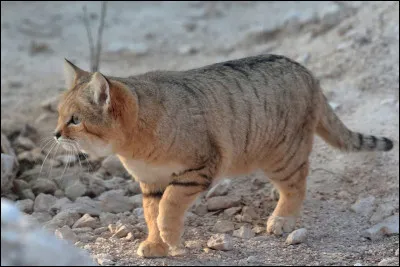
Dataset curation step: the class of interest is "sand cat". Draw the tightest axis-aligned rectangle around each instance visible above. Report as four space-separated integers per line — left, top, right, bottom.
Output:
54 55 393 257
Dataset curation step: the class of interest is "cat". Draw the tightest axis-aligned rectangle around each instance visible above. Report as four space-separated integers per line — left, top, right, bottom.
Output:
54 55 393 257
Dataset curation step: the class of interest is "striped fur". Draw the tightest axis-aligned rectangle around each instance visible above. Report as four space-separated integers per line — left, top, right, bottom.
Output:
55 54 394 257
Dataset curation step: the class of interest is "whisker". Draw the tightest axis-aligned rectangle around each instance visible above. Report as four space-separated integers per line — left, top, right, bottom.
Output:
39 138 55 155
74 142 94 172
74 145 84 172
60 146 72 180
48 143 60 179
39 141 56 178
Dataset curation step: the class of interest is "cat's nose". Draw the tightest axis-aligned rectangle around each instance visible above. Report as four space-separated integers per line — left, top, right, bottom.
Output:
54 131 61 139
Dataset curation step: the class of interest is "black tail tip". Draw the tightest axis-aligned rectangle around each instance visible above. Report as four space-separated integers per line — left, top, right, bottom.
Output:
383 137 394 151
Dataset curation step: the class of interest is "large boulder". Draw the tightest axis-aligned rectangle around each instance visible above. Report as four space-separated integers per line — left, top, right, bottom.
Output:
1 199 95 266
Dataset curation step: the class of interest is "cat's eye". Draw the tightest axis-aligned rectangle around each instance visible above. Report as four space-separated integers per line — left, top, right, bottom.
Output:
69 115 81 125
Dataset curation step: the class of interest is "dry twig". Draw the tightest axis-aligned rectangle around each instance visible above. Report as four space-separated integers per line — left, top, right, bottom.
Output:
82 2 107 72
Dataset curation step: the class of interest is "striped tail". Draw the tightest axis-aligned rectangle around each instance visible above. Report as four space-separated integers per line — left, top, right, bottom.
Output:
316 94 393 152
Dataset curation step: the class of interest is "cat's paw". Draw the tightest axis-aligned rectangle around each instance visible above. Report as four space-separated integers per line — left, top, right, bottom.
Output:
266 215 297 236
137 240 168 258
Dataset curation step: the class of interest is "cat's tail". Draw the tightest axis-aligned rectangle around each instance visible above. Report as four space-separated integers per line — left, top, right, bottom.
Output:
316 93 393 152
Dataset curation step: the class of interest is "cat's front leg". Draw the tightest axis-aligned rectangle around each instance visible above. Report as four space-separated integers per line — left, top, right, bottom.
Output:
137 183 168 258
157 169 213 256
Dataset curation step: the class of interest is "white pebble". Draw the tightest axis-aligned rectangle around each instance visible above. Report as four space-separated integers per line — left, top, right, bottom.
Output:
286 228 307 245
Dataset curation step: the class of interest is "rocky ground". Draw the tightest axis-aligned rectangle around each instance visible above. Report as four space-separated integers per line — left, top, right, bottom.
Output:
1 1 399 266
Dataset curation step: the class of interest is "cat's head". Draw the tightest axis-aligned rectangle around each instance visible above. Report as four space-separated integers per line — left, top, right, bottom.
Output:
53 59 126 159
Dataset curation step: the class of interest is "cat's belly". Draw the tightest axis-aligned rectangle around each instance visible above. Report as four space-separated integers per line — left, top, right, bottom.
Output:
121 159 187 185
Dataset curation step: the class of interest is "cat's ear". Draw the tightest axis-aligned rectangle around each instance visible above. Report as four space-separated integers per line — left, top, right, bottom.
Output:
63 58 87 89
88 72 110 107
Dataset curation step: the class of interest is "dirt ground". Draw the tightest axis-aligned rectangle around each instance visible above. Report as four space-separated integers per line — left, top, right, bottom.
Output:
1 1 399 266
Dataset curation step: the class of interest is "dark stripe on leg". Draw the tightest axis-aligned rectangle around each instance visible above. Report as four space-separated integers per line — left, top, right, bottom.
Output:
279 161 307 182
169 181 211 190
173 165 206 177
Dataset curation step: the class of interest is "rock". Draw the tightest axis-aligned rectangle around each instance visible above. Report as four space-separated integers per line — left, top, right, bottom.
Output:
80 173 106 197
100 212 118 226
13 179 29 196
19 166 42 182
1 119 24 139
104 176 127 191
112 225 131 238
125 232 135 241
247 256 258 263
395 248 399 256
50 197 72 214
338 190 351 200
362 214 399 240
40 95 60 112
1 132 16 157
185 240 203 249
286 228 307 245
65 181 86 201
370 203 395 224
133 208 144 219
1 153 18 194
79 233 96 242
34 193 57 212
21 189 36 200
207 234 233 251
54 189 65 198
224 206 242 217
55 225 78 243
60 197 101 216
108 224 117 234
130 194 143 209
351 196 376 217
233 225 255 239
14 136 36 151
56 154 77 165
99 190 134 213
101 156 127 177
53 170 80 190
242 206 259 220
94 227 108 235
73 214 99 229
252 225 265 234
19 123 39 142
127 180 141 195
378 258 398 266
30 212 53 224
44 210 81 231
206 179 231 199
15 199 34 213
213 220 235 233
207 195 241 211
95 253 115 266
17 148 44 172
192 201 208 216
72 227 93 234
1 199 95 266
31 178 58 195
354 263 363 266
